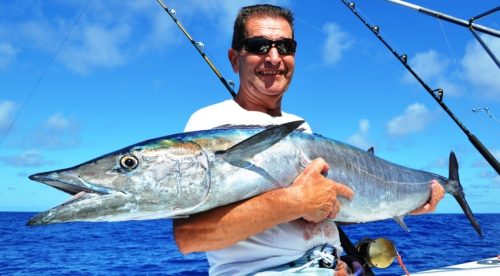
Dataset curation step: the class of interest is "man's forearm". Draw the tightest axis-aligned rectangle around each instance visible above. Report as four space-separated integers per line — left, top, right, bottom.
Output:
173 186 303 254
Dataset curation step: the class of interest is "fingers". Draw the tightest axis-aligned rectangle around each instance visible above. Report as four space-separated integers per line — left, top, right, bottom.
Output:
334 260 348 276
296 158 356 222
327 200 341 219
410 180 445 215
331 181 354 200
305 158 354 199
303 158 329 175
427 181 445 211
409 203 429 215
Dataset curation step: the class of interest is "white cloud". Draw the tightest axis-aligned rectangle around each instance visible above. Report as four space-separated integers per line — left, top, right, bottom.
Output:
59 24 130 74
0 150 52 167
403 50 461 97
461 35 500 101
2 1 177 75
405 50 447 81
44 113 71 129
474 149 500 187
477 169 500 188
322 22 353 65
0 100 16 133
472 149 500 168
136 9 177 54
386 103 433 136
177 0 291 35
2 1 297 74
28 113 81 149
347 119 373 150
17 20 58 52
0 42 19 70
1 0 329 78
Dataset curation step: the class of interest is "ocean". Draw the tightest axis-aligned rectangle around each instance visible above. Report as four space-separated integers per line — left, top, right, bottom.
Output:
1 212 498 275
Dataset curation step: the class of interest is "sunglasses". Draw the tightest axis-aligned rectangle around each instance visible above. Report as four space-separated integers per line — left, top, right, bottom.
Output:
239 37 297 55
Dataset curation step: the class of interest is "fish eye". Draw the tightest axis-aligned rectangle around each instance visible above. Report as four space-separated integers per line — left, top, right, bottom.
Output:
120 155 139 171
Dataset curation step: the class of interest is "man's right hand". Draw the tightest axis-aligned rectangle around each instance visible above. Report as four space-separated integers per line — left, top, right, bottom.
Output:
288 158 354 223
174 157 353 253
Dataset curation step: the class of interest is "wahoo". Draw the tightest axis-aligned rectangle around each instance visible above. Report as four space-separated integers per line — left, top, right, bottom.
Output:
28 121 482 237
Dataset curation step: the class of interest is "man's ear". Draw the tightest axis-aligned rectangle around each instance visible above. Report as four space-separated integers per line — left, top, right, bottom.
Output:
228 48 239 73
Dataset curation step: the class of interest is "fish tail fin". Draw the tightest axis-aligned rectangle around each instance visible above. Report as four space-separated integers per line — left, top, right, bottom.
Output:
445 151 483 238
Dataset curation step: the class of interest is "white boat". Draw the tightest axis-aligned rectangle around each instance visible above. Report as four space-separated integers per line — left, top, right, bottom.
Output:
412 256 500 275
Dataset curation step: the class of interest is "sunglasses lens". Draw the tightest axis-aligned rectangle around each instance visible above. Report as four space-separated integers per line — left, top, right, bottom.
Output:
276 39 296 55
245 38 271 54
243 38 296 55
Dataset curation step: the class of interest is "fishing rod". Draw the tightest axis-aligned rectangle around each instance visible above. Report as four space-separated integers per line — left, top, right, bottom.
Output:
385 0 500 69
156 0 236 98
340 0 500 175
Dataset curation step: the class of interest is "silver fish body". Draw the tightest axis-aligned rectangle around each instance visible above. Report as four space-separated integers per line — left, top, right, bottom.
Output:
28 121 481 237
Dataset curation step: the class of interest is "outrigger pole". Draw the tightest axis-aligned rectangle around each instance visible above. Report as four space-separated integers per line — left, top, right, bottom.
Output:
341 1 500 175
385 0 500 37
156 0 237 98
385 0 500 69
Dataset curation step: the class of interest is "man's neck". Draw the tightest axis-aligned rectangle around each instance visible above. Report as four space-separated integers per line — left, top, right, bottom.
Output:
234 93 283 117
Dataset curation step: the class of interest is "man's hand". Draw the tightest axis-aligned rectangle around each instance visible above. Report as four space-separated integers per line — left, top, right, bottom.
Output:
334 260 349 276
288 158 354 223
174 158 354 253
410 180 445 215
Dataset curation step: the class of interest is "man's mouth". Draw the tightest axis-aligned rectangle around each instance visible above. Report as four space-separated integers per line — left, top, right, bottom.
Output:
257 69 286 76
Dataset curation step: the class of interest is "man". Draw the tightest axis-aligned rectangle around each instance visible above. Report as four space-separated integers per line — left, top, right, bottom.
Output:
174 4 444 275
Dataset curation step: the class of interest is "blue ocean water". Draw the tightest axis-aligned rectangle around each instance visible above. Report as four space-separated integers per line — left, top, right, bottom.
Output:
0 212 498 275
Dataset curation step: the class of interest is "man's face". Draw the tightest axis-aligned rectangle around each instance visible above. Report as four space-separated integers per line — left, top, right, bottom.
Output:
230 16 295 99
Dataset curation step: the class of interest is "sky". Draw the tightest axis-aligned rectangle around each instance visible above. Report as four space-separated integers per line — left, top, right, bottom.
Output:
0 0 499 214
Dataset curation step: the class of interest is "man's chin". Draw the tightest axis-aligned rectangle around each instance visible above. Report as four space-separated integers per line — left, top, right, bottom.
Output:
260 82 289 96
260 88 286 97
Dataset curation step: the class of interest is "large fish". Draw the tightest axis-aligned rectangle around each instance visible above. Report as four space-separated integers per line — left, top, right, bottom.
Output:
28 121 482 237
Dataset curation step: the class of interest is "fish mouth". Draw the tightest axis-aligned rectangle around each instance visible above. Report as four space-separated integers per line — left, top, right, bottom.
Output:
27 171 127 226
29 171 119 196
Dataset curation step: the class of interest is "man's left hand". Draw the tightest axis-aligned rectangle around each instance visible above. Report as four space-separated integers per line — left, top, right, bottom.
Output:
410 180 445 215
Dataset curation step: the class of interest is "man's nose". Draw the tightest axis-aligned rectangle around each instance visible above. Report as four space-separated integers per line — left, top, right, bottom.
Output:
265 47 281 65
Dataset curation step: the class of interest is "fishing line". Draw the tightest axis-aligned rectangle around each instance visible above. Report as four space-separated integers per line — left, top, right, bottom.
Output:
468 6 500 69
385 0 500 68
0 0 93 147
340 0 500 175
436 18 472 98
295 16 402 75
435 15 481 129
156 0 236 98
472 108 500 125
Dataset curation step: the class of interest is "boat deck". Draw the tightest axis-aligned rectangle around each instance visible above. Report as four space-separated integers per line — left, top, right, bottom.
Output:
412 256 500 275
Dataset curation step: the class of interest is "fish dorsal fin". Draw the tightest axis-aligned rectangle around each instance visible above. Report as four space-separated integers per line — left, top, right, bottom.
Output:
394 215 410 232
212 124 307 132
367 147 375 155
218 120 304 162
212 124 272 129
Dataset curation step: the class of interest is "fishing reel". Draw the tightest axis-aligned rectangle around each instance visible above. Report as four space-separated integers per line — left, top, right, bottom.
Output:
356 237 397 268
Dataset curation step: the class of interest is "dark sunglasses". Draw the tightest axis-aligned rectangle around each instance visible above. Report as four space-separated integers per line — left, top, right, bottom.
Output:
239 37 297 55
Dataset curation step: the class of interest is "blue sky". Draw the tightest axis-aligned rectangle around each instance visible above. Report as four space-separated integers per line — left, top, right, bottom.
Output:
0 0 498 214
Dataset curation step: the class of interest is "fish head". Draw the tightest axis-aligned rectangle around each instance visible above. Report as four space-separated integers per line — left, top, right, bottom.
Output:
28 137 210 226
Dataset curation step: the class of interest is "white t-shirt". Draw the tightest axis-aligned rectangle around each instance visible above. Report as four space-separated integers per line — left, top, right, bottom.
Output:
184 99 342 276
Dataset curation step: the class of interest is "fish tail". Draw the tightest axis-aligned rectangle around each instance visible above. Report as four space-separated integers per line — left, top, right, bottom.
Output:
445 151 483 238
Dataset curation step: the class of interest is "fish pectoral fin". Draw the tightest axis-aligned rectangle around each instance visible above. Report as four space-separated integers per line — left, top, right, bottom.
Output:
394 215 410 232
218 120 304 162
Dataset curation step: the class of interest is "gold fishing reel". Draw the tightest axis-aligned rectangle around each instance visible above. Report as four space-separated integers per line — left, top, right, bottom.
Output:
356 237 397 268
